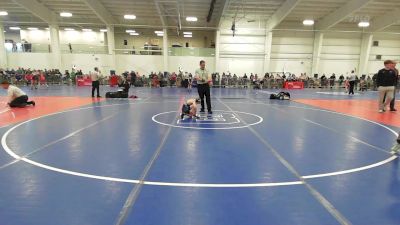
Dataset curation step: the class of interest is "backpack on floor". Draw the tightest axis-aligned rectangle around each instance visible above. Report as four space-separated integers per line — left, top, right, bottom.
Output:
270 92 290 100
106 91 129 98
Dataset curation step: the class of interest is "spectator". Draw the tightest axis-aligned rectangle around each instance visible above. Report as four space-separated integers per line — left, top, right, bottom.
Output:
329 74 336 88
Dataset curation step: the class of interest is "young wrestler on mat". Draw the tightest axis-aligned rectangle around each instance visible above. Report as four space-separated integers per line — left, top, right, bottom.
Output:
1 80 35 108
181 98 200 119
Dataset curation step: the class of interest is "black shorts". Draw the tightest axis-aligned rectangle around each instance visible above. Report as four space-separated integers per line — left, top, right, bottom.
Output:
182 104 191 114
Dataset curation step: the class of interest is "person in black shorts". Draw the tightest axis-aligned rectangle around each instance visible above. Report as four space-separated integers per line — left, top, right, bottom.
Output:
1 80 35 108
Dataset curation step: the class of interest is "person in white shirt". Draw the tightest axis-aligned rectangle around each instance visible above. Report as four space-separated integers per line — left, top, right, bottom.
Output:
1 80 35 108
91 67 101 98
348 70 356 95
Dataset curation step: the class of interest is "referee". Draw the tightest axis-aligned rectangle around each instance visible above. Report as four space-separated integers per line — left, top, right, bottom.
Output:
195 60 212 114
91 67 101 98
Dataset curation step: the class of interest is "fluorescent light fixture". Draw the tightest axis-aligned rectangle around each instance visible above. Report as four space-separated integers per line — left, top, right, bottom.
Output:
27 27 38 30
82 28 92 32
60 12 72 17
64 28 75 31
9 27 20 30
0 11 8 16
126 29 136 33
154 31 164 34
124 14 136 20
157 33 164 36
45 28 49 30
100 29 107 32
186 16 197 22
303 19 314 26
358 21 370 27
184 35 192 38
130 33 139 36
183 32 192 35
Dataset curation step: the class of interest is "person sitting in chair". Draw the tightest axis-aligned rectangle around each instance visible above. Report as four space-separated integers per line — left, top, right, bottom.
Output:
106 78 130 98
1 80 35 108
118 78 130 93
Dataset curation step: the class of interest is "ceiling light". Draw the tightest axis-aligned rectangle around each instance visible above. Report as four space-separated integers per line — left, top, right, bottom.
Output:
124 14 136 20
303 19 314 26
157 33 164 36
9 27 20 30
45 28 49 30
154 31 163 34
130 33 139 36
358 21 370 27
64 28 75 31
184 35 192 38
186 17 198 22
126 29 136 33
82 28 92 32
27 27 38 30
0 11 8 16
100 29 107 32
60 12 72 17
183 32 192 35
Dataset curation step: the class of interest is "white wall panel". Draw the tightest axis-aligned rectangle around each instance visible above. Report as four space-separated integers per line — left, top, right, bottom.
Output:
270 60 312 75
169 56 215 74
319 60 358 75
115 55 163 75
7 53 55 70
219 58 264 75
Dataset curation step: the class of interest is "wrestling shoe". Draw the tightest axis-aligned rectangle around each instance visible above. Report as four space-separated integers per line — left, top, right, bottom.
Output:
391 143 400 155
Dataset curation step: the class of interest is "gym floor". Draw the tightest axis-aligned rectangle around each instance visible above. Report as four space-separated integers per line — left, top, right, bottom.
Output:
0 86 399 225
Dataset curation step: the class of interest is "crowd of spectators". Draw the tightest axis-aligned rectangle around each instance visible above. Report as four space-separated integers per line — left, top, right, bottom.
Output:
0 68 71 86
0 67 383 91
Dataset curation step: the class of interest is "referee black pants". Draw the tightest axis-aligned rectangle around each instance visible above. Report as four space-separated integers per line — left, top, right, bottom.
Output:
92 80 100 97
197 83 211 111
9 95 33 108
349 81 355 95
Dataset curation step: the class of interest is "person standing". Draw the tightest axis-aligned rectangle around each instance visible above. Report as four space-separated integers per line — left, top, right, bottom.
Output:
195 60 212 114
91 67 101 98
377 60 397 113
348 70 356 95
390 67 398 111
382 66 399 111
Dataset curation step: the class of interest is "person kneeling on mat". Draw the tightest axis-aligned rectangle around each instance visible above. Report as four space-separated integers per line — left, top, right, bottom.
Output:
181 98 200 119
1 80 35 108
